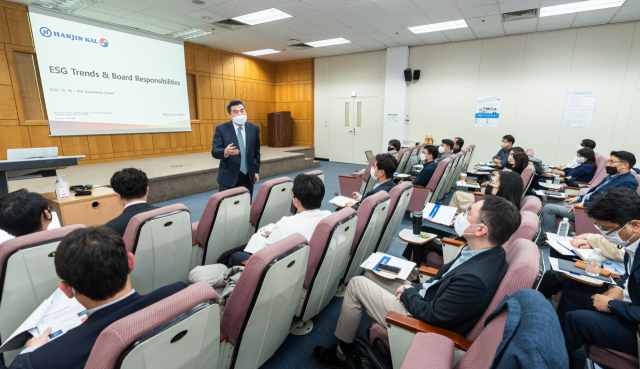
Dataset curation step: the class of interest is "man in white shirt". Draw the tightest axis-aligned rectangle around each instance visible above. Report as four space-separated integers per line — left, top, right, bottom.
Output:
557 188 640 361
228 173 331 266
104 168 156 236
559 139 596 170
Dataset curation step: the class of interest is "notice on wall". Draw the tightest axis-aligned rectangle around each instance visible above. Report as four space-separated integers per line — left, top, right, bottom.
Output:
474 95 500 127
388 114 398 122
562 91 598 128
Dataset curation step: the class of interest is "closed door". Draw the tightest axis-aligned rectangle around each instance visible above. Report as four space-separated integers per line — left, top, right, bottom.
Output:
328 97 383 164
329 98 355 163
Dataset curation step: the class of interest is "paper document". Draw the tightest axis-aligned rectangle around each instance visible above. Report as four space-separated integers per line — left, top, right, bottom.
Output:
361 252 415 280
244 224 276 254
413 164 423 169
394 173 411 178
535 190 567 199
475 166 495 171
330 196 359 208
456 180 480 189
423 204 457 226
549 257 612 286
467 170 491 175
0 288 86 353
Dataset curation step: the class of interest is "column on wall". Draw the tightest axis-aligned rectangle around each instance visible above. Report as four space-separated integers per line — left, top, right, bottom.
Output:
381 46 409 152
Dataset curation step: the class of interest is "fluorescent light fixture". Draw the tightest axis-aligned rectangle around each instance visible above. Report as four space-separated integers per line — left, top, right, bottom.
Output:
243 49 281 56
540 0 625 17
306 38 351 48
233 8 292 26
166 28 212 40
408 19 468 34
32 0 101 13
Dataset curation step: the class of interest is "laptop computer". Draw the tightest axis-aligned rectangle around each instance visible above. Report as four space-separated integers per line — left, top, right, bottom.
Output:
365 150 374 162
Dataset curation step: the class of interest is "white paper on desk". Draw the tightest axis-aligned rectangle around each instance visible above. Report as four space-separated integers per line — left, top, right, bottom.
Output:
535 190 567 199
0 288 86 353
413 164 423 169
549 257 606 286
361 252 415 280
546 240 577 257
475 166 495 171
456 180 480 188
422 204 457 226
244 224 276 254
468 170 490 175
394 173 411 178
330 196 359 207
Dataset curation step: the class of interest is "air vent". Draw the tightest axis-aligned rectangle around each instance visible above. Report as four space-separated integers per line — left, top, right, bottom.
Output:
501 8 538 22
288 43 313 50
212 19 249 30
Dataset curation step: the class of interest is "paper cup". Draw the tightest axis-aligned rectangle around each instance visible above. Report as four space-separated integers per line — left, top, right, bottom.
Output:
460 173 467 181
546 180 552 185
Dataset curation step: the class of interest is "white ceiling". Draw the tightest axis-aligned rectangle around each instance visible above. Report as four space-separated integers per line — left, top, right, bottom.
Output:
12 0 640 61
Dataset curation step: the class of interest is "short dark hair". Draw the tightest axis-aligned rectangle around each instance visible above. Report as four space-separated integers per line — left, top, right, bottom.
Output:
577 148 597 170
495 171 523 210
509 146 525 154
454 137 464 148
424 145 439 161
226 100 245 114
512 152 529 175
55 227 130 301
503 135 515 144
581 139 596 149
478 195 521 247
375 153 398 179
610 151 636 169
292 174 324 210
586 188 640 226
388 139 401 151
0 189 49 237
110 168 148 201
441 139 454 150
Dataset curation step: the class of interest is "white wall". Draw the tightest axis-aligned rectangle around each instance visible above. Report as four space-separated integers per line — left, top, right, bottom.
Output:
405 22 640 165
382 47 409 152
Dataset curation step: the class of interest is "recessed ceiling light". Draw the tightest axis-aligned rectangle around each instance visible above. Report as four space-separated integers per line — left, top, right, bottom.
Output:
233 8 292 26
408 19 468 34
31 0 101 12
306 37 351 47
166 28 212 40
540 0 625 17
243 49 281 56
202 16 212 20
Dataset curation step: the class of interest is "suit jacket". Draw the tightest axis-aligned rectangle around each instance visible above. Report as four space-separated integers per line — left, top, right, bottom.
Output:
413 161 438 187
609 245 640 325
7 282 187 369
579 171 638 206
351 180 395 210
104 202 156 236
211 121 261 187
400 246 508 336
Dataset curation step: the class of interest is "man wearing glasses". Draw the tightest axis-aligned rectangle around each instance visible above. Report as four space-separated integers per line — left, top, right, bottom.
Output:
540 151 638 234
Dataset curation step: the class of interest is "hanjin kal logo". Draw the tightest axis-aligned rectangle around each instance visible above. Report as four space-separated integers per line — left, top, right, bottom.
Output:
40 27 52 37
39 26 110 48
100 38 109 47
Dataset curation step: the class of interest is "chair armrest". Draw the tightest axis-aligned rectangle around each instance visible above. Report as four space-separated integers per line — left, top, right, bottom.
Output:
474 192 486 197
575 205 586 211
192 239 199 246
481 184 487 188
568 194 579 198
613 273 621 280
466 180 477 183
419 266 438 277
241 260 248 266
385 312 472 351
566 186 582 191
412 185 427 190
442 238 467 247
339 175 363 180
220 333 228 342
579 182 588 185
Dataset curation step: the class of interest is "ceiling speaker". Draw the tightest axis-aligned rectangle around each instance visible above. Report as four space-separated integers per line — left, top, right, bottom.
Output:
404 68 412 82
413 70 421 80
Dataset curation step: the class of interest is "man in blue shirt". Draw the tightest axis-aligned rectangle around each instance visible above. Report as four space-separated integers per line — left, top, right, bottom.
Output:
404 145 439 187
492 135 515 168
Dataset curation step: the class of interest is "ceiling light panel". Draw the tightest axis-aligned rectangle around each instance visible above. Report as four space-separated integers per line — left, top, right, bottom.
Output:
166 28 213 40
32 0 100 13
540 0 625 17
243 49 281 56
306 38 351 47
408 19 468 34
232 8 292 26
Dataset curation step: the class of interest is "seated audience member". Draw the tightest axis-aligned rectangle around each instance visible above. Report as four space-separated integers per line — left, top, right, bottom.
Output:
403 145 439 187
228 174 331 267
448 170 523 214
560 139 596 170
0 189 52 237
314 196 521 367
453 137 464 154
104 168 156 236
346 153 397 210
541 151 638 234
437 139 455 162
9 227 186 369
546 148 596 187
387 139 401 152
508 151 530 175
492 135 515 168
556 188 640 360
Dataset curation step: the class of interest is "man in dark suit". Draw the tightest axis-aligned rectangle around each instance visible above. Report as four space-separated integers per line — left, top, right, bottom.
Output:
403 145 438 187
346 153 397 210
104 168 155 236
7 227 186 369
557 188 640 361
211 100 261 198
314 196 521 367
0 189 53 237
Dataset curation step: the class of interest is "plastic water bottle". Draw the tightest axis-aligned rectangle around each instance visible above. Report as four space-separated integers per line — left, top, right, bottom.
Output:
557 217 570 240
586 249 604 277
553 175 560 187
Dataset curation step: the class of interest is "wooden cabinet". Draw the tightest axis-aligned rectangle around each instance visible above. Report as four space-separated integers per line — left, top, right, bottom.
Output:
43 187 124 227
267 111 292 148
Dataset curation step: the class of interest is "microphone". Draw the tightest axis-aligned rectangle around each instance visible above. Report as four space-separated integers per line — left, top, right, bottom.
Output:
70 184 93 191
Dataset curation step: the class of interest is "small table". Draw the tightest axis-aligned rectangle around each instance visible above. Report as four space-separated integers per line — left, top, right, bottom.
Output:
43 187 124 227
399 229 437 265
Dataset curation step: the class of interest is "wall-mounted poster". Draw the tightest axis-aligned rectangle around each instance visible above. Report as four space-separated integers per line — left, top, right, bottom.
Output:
475 95 501 127
562 91 598 128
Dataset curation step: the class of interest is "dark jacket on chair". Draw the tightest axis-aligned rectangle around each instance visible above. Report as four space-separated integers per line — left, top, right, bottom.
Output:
412 161 438 187
609 249 640 325
6 282 187 369
104 202 156 236
400 246 508 337
211 121 261 188
351 180 395 210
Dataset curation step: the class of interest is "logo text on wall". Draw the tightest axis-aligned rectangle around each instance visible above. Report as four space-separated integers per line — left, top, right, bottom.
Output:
39 26 108 47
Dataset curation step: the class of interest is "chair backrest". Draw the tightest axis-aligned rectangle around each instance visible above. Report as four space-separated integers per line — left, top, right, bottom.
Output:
250 177 293 231
0 225 85 366
520 163 535 192
388 150 398 160
525 148 534 157
433 158 455 202
396 148 409 173
291 171 325 215
123 204 192 295
520 195 542 215
221 233 309 369
298 209 358 322
342 191 391 284
424 158 450 192
465 239 539 341
85 282 220 369
376 182 413 254
504 211 539 251
454 310 508 369
195 187 251 266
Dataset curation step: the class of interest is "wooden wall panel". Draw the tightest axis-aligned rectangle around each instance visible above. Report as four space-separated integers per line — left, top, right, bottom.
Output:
28 126 60 150
60 136 90 156
222 54 234 76
223 79 235 99
274 59 313 147
0 84 17 119
0 125 29 160
88 136 113 155
211 77 223 99
0 8 11 44
111 134 134 153
298 61 312 81
0 48 11 85
195 48 209 72
198 74 211 99
234 57 245 78
209 52 222 75
184 46 195 71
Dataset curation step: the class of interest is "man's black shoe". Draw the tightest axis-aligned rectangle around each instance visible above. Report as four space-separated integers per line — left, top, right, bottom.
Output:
314 345 349 369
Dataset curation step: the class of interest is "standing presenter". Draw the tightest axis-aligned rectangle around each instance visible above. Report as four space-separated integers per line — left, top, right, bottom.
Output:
212 100 261 198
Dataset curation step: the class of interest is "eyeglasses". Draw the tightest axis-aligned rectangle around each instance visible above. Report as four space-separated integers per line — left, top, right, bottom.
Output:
593 222 627 235
462 206 485 226
606 160 623 165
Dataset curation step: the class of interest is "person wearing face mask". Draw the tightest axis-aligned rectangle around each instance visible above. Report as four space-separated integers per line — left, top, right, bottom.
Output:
313 196 521 368
559 139 596 170
211 100 261 199
546 148 596 187
541 151 638 234
345 153 397 210
492 135 515 168
403 145 439 187
552 188 640 362
436 139 455 162
387 139 401 153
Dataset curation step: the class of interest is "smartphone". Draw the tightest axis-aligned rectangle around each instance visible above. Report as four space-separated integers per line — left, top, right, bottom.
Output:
376 264 401 275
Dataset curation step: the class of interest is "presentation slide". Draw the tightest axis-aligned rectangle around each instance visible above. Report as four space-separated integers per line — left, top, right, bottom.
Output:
29 7 191 136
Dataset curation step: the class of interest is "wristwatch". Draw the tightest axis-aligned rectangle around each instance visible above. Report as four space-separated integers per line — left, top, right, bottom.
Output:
607 299 614 310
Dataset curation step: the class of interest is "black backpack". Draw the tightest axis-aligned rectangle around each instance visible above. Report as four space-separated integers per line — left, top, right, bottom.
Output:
348 336 393 369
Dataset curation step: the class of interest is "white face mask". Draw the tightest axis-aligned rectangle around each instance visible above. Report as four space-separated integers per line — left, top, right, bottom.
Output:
500 142 508 148
577 145 584 151
454 211 483 237
438 146 445 154
370 167 379 179
420 153 427 162
576 157 586 164
599 222 637 247
232 114 247 126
